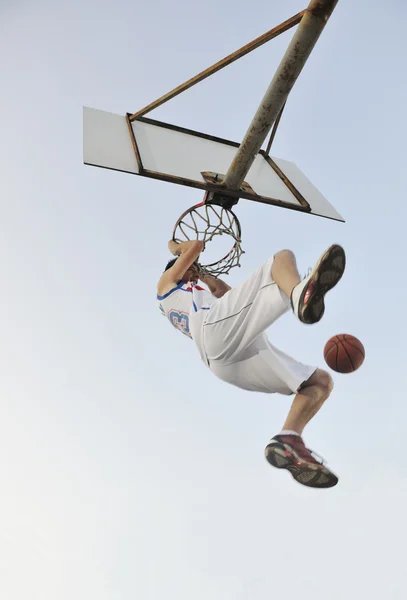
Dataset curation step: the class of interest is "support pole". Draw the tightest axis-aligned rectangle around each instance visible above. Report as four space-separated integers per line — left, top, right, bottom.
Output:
264 100 286 156
222 0 339 190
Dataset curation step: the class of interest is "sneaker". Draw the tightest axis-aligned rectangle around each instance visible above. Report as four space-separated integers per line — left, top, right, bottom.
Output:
265 434 338 488
291 244 346 324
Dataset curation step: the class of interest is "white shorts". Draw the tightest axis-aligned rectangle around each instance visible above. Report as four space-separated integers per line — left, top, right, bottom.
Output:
194 258 316 395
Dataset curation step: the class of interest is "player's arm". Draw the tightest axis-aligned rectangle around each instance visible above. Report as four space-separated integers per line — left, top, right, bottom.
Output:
199 272 231 298
158 240 204 290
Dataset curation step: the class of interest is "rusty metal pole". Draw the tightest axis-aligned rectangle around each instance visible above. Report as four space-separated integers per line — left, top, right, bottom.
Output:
222 0 339 190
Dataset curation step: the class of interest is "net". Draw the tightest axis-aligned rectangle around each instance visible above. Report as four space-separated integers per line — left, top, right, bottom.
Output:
173 202 244 276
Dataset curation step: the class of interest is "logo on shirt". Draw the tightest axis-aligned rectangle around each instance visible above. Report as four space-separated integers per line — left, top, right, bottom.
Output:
169 310 191 338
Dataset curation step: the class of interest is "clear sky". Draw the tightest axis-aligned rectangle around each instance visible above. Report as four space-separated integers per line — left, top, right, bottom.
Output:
1 0 407 598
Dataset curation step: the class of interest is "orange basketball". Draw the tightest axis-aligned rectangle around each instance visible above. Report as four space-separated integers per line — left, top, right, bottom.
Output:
324 334 365 373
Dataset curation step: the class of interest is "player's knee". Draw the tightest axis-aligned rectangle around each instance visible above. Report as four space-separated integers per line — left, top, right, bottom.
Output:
273 249 295 262
315 369 334 398
302 368 333 400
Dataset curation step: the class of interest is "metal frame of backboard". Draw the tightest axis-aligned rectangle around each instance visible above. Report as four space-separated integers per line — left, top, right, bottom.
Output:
125 115 311 212
83 0 344 221
84 106 344 221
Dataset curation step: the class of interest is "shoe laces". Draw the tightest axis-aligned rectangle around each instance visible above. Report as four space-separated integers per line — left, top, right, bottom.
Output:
309 449 326 465
288 437 326 465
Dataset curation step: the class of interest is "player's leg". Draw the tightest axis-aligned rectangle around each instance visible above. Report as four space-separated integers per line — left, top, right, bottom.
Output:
203 258 290 363
285 244 346 325
280 368 333 434
265 369 338 488
203 244 345 365
209 340 338 488
270 249 302 297
248 246 346 303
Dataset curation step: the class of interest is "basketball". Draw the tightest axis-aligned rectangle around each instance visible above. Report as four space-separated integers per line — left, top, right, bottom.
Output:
324 334 365 373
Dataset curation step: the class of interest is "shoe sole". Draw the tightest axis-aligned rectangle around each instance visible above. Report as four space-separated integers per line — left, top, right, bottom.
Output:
299 244 346 324
265 443 338 489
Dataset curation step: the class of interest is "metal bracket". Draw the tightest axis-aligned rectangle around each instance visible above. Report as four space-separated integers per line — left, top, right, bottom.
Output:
201 171 256 208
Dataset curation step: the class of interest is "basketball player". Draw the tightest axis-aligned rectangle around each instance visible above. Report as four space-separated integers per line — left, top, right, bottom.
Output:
157 239 346 489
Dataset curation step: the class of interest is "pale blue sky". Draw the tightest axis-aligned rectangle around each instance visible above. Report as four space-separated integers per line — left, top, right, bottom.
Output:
1 0 407 599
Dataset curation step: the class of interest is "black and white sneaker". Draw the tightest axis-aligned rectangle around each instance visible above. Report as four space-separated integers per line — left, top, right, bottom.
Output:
291 244 346 325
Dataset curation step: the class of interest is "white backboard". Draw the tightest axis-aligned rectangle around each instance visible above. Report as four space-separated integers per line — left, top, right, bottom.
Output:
83 107 344 222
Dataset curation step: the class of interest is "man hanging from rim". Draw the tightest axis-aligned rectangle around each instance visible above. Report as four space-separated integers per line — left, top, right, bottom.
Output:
157 238 345 489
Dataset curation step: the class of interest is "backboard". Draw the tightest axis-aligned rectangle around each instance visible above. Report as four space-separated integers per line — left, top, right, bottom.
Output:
83 107 344 222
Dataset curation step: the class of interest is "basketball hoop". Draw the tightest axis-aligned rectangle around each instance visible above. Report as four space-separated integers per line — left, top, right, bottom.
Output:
172 195 244 276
